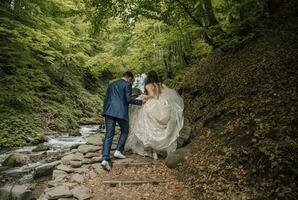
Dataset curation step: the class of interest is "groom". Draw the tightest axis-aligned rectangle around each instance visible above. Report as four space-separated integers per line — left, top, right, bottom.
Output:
101 71 148 171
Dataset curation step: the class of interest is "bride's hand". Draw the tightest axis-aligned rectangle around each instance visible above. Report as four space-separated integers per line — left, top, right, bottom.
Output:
141 95 153 104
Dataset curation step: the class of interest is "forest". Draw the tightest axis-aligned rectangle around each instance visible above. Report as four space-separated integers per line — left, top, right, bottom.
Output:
0 0 297 199
0 0 272 147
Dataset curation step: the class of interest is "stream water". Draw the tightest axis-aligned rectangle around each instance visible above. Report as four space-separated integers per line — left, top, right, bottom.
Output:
0 124 101 187
133 73 147 93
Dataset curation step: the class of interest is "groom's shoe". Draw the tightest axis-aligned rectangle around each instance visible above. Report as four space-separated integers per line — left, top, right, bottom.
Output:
153 151 158 160
114 150 126 159
101 160 111 172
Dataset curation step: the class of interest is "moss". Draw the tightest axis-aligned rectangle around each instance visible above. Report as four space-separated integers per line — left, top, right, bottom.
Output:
0 66 103 149
0 107 44 148
2 153 28 167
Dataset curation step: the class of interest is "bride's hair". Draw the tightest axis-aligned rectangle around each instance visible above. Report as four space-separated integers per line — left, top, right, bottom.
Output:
144 71 163 95
145 71 161 85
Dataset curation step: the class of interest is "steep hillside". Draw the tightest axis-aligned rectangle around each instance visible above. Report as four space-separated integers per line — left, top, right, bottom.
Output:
0 66 104 148
177 1 298 199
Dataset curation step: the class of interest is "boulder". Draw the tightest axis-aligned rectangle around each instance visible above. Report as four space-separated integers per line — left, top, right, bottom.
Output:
61 153 83 165
86 136 103 146
46 185 73 200
0 184 32 200
71 173 84 183
30 151 47 162
165 148 192 169
84 152 99 158
2 153 29 167
47 181 75 189
82 159 92 165
33 144 50 152
177 120 192 148
78 117 102 125
48 181 58 188
52 170 68 181
61 155 74 165
78 145 100 154
34 161 61 178
70 149 77 154
73 166 89 174
69 161 82 168
69 128 81 136
90 157 102 163
70 144 80 150
113 158 133 165
56 164 74 173
74 152 84 160
32 133 48 144
71 186 93 200
91 163 106 174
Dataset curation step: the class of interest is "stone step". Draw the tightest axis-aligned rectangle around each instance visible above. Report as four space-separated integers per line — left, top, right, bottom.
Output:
92 194 128 200
113 162 151 168
0 184 32 200
102 180 169 187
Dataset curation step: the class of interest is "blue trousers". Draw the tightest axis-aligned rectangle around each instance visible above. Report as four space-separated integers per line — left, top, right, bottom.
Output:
102 115 129 161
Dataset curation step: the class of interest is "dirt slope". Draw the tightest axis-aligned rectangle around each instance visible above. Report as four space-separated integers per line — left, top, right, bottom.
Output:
176 1 298 199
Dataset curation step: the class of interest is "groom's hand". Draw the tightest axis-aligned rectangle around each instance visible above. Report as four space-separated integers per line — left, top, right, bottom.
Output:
141 96 147 104
141 95 152 104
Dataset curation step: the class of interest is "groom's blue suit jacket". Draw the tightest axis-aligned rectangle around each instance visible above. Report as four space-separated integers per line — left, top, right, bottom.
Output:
103 79 142 121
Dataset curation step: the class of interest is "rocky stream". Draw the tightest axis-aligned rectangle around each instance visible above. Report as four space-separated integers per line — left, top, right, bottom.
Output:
0 124 106 199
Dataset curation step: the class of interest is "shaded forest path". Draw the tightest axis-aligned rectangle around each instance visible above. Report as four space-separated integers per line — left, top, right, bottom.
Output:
37 129 193 200
85 155 192 200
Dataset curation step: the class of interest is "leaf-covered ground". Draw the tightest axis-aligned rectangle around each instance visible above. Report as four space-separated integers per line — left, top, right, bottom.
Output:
175 3 298 199
83 155 193 200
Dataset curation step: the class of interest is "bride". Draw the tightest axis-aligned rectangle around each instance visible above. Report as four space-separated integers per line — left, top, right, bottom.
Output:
125 71 184 159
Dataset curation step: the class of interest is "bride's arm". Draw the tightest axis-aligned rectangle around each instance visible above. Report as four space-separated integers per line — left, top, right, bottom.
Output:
140 84 155 105
145 84 155 97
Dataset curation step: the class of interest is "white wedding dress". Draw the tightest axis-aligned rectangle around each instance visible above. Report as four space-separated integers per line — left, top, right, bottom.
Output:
125 86 184 157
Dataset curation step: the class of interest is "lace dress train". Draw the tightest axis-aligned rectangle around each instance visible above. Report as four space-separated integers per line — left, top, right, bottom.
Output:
125 87 184 157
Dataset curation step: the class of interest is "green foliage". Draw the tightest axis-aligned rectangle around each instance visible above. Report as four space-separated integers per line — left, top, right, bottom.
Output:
85 18 205 80
0 0 104 148
0 0 272 148
83 0 269 82
214 32 256 50
0 106 44 148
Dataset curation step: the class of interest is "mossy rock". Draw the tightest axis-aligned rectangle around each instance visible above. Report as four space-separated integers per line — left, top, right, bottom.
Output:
78 117 103 125
69 128 81 136
165 148 192 169
32 133 47 145
2 153 29 168
32 143 49 152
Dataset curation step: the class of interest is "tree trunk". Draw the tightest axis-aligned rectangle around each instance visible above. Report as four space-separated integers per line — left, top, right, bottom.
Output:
201 31 214 46
201 0 218 26
176 40 187 68
163 47 174 79
201 0 224 36
175 0 203 27
174 0 217 46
